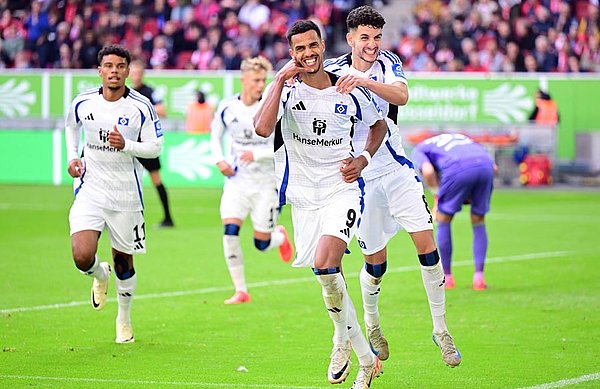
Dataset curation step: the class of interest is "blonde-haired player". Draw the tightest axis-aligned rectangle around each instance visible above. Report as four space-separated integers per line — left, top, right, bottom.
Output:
210 56 293 305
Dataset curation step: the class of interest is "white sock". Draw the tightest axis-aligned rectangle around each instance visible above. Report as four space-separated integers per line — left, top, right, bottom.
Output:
347 295 376 366
421 262 448 332
360 267 382 328
316 273 349 345
116 274 137 325
80 256 108 280
223 235 246 292
266 229 285 250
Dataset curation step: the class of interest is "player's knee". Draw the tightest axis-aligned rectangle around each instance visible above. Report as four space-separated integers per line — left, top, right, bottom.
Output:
418 250 440 266
254 238 271 251
365 261 387 277
224 224 240 236
72 249 95 271
113 252 135 280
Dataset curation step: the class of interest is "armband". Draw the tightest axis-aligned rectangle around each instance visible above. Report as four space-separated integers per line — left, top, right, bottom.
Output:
360 150 372 165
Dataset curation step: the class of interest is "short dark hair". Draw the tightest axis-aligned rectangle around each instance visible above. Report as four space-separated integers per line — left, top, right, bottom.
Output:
97 45 131 66
286 20 321 45
346 6 386 31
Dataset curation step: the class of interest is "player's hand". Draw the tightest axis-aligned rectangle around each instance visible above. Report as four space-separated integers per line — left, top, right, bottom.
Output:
336 74 364 94
277 59 307 84
108 124 125 149
239 150 254 165
68 158 84 178
217 161 235 177
340 156 367 183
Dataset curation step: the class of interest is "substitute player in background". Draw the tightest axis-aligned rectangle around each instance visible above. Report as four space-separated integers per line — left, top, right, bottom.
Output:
255 20 388 389
129 60 174 228
411 133 495 290
65 45 163 343
210 56 293 305
324 5 461 367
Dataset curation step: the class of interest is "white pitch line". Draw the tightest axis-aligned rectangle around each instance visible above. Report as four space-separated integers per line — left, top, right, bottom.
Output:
518 372 600 389
0 250 573 315
0 375 320 388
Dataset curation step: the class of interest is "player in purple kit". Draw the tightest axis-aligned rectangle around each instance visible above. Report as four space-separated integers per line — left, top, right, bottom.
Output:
411 133 495 290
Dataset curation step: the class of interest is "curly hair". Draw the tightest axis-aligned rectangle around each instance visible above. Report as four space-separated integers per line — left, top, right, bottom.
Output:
97 45 132 66
346 6 386 31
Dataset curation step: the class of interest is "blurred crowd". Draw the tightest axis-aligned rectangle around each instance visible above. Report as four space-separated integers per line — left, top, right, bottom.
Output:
0 0 598 73
0 0 377 70
398 0 600 72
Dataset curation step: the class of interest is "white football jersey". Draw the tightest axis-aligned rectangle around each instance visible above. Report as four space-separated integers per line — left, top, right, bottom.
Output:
272 74 384 210
325 50 414 181
65 87 163 211
210 95 275 186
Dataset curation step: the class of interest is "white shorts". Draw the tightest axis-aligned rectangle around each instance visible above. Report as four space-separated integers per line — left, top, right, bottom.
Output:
69 199 146 255
220 180 279 233
291 188 361 268
357 167 433 255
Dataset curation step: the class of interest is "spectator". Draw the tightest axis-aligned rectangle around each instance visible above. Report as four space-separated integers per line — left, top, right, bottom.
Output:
221 39 242 70
238 0 270 31
190 36 213 70
23 0 49 50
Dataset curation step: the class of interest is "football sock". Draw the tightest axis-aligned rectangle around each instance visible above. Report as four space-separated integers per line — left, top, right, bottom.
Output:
360 262 387 328
80 256 108 280
116 273 136 324
473 223 487 273
315 270 349 346
436 221 452 275
347 294 376 366
267 229 285 250
419 250 448 332
223 235 246 292
156 184 172 222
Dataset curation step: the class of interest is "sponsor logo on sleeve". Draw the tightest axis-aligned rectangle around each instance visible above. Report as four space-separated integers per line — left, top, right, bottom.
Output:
392 64 403 77
154 120 163 137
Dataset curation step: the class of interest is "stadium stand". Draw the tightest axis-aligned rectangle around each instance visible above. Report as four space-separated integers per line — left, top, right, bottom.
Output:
1 0 597 72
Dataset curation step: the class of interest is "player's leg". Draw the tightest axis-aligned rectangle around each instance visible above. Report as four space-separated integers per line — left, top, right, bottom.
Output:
388 170 461 367
469 166 494 290
471 214 487 290
222 219 250 304
69 200 111 310
316 193 379 384
220 183 251 304
346 292 383 387
113 249 136 343
435 211 455 289
105 209 145 344
250 189 293 262
411 229 461 367
138 157 173 227
150 168 174 227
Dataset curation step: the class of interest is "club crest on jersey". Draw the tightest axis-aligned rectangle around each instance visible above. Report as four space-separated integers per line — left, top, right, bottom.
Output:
154 120 163 137
118 116 129 126
334 104 348 115
392 64 403 77
312 118 326 135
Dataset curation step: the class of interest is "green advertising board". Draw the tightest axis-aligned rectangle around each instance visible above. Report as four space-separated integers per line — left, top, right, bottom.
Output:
0 130 224 188
0 71 599 160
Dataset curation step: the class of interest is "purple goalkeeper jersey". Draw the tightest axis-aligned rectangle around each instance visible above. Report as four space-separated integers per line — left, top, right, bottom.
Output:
410 134 493 175
411 133 494 216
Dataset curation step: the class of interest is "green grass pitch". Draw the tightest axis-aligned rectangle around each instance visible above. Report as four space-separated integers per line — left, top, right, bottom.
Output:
1 184 599 388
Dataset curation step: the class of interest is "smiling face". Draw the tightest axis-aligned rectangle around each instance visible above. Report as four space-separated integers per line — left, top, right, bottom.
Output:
347 25 382 69
98 54 129 91
289 29 325 74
